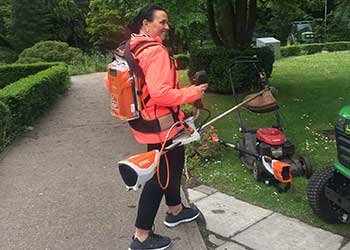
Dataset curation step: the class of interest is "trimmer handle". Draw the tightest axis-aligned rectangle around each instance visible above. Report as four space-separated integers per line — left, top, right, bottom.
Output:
191 70 208 109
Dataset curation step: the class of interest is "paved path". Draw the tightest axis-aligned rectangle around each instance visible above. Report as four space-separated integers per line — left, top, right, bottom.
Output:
0 73 206 250
188 185 350 250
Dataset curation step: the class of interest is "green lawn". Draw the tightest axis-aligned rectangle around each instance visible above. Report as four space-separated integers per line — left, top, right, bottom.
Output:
180 51 350 237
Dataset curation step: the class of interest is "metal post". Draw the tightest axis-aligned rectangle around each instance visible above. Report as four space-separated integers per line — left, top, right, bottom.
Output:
324 0 328 41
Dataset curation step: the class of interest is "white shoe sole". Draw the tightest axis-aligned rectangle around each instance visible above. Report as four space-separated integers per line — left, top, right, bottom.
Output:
128 242 171 250
163 212 200 228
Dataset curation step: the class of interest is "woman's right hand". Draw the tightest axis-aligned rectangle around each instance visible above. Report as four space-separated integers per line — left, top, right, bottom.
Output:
196 83 208 97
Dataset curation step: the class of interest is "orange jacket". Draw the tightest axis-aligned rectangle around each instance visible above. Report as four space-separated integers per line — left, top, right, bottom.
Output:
129 34 202 144
104 34 202 144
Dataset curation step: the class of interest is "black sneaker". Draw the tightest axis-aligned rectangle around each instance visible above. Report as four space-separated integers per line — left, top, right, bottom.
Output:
163 206 200 228
128 231 171 250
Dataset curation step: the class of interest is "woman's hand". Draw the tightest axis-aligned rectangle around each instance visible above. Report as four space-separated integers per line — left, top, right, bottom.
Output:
197 83 208 97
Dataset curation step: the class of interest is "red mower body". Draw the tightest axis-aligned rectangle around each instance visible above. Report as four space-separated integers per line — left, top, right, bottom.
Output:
256 128 286 146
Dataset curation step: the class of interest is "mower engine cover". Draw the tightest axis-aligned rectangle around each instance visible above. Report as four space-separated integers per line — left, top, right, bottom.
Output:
118 150 160 191
256 128 286 146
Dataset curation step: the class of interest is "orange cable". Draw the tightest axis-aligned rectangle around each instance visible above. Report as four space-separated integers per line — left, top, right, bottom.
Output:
140 84 171 190
156 140 170 190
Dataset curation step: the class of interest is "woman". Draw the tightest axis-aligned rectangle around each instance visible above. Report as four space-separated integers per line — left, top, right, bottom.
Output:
124 4 208 250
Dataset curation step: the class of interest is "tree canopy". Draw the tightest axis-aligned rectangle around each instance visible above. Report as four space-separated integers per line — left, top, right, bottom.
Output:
0 0 348 61
10 0 87 51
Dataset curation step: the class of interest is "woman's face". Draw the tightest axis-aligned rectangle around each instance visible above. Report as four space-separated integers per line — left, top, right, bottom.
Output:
144 10 169 41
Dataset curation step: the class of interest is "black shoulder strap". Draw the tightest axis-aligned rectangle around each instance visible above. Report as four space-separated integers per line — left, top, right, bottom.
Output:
131 40 160 55
124 40 162 106
124 40 160 78
124 40 145 81
124 39 179 121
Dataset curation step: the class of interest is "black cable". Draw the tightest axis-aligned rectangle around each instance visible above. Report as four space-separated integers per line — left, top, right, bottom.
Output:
197 108 211 131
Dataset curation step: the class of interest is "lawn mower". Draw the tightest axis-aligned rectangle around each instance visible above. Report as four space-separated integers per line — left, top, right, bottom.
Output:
226 56 313 186
307 106 350 224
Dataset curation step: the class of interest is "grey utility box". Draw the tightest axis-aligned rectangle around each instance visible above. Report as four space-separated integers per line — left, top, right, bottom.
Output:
256 37 281 59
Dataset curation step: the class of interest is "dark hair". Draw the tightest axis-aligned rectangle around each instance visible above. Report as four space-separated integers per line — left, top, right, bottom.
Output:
127 4 167 34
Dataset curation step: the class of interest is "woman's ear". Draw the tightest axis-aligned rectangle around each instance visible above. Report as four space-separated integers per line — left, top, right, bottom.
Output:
140 19 150 34
142 19 149 30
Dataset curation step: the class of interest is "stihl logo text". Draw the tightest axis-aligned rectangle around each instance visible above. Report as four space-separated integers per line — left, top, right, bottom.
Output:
139 159 150 167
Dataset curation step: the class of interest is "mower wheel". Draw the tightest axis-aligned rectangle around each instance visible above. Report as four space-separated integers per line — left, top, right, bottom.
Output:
307 166 350 224
252 160 264 182
299 156 313 179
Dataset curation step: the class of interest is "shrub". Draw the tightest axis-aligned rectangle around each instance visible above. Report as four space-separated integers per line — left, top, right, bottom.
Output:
0 63 69 129
257 47 275 78
281 46 302 57
17 41 84 64
180 104 193 118
281 41 350 57
174 54 190 70
0 47 18 65
300 43 324 55
229 46 275 92
189 46 275 94
323 42 350 52
189 47 240 94
0 63 54 89
68 51 110 75
0 101 13 151
0 63 69 151
185 125 222 166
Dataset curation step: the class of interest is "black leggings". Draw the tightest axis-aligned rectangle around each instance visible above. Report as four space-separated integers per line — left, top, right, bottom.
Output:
135 142 185 230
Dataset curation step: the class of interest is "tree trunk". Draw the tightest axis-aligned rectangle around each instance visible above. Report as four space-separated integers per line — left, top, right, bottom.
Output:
214 0 257 49
207 0 223 46
218 1 235 48
176 39 184 53
246 0 257 46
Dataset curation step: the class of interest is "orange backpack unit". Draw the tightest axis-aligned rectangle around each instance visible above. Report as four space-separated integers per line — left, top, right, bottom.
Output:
107 40 158 120
107 40 179 133
108 57 137 120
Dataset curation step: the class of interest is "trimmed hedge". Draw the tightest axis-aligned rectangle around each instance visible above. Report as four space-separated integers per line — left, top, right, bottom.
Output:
0 100 12 150
189 46 274 94
0 63 69 150
281 41 350 57
0 63 55 89
323 41 350 52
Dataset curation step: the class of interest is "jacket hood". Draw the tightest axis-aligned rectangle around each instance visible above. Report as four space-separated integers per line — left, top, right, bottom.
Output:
129 34 162 50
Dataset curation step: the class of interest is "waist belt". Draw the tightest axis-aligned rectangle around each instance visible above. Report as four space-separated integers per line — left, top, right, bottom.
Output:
128 111 179 133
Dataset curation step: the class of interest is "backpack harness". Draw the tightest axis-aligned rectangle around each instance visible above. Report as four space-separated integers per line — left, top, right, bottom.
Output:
107 39 179 133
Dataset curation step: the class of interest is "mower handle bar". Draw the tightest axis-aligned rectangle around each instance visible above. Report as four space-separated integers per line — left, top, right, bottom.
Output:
217 139 262 160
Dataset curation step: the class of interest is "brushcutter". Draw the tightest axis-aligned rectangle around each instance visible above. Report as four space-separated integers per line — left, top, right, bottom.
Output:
118 71 270 191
